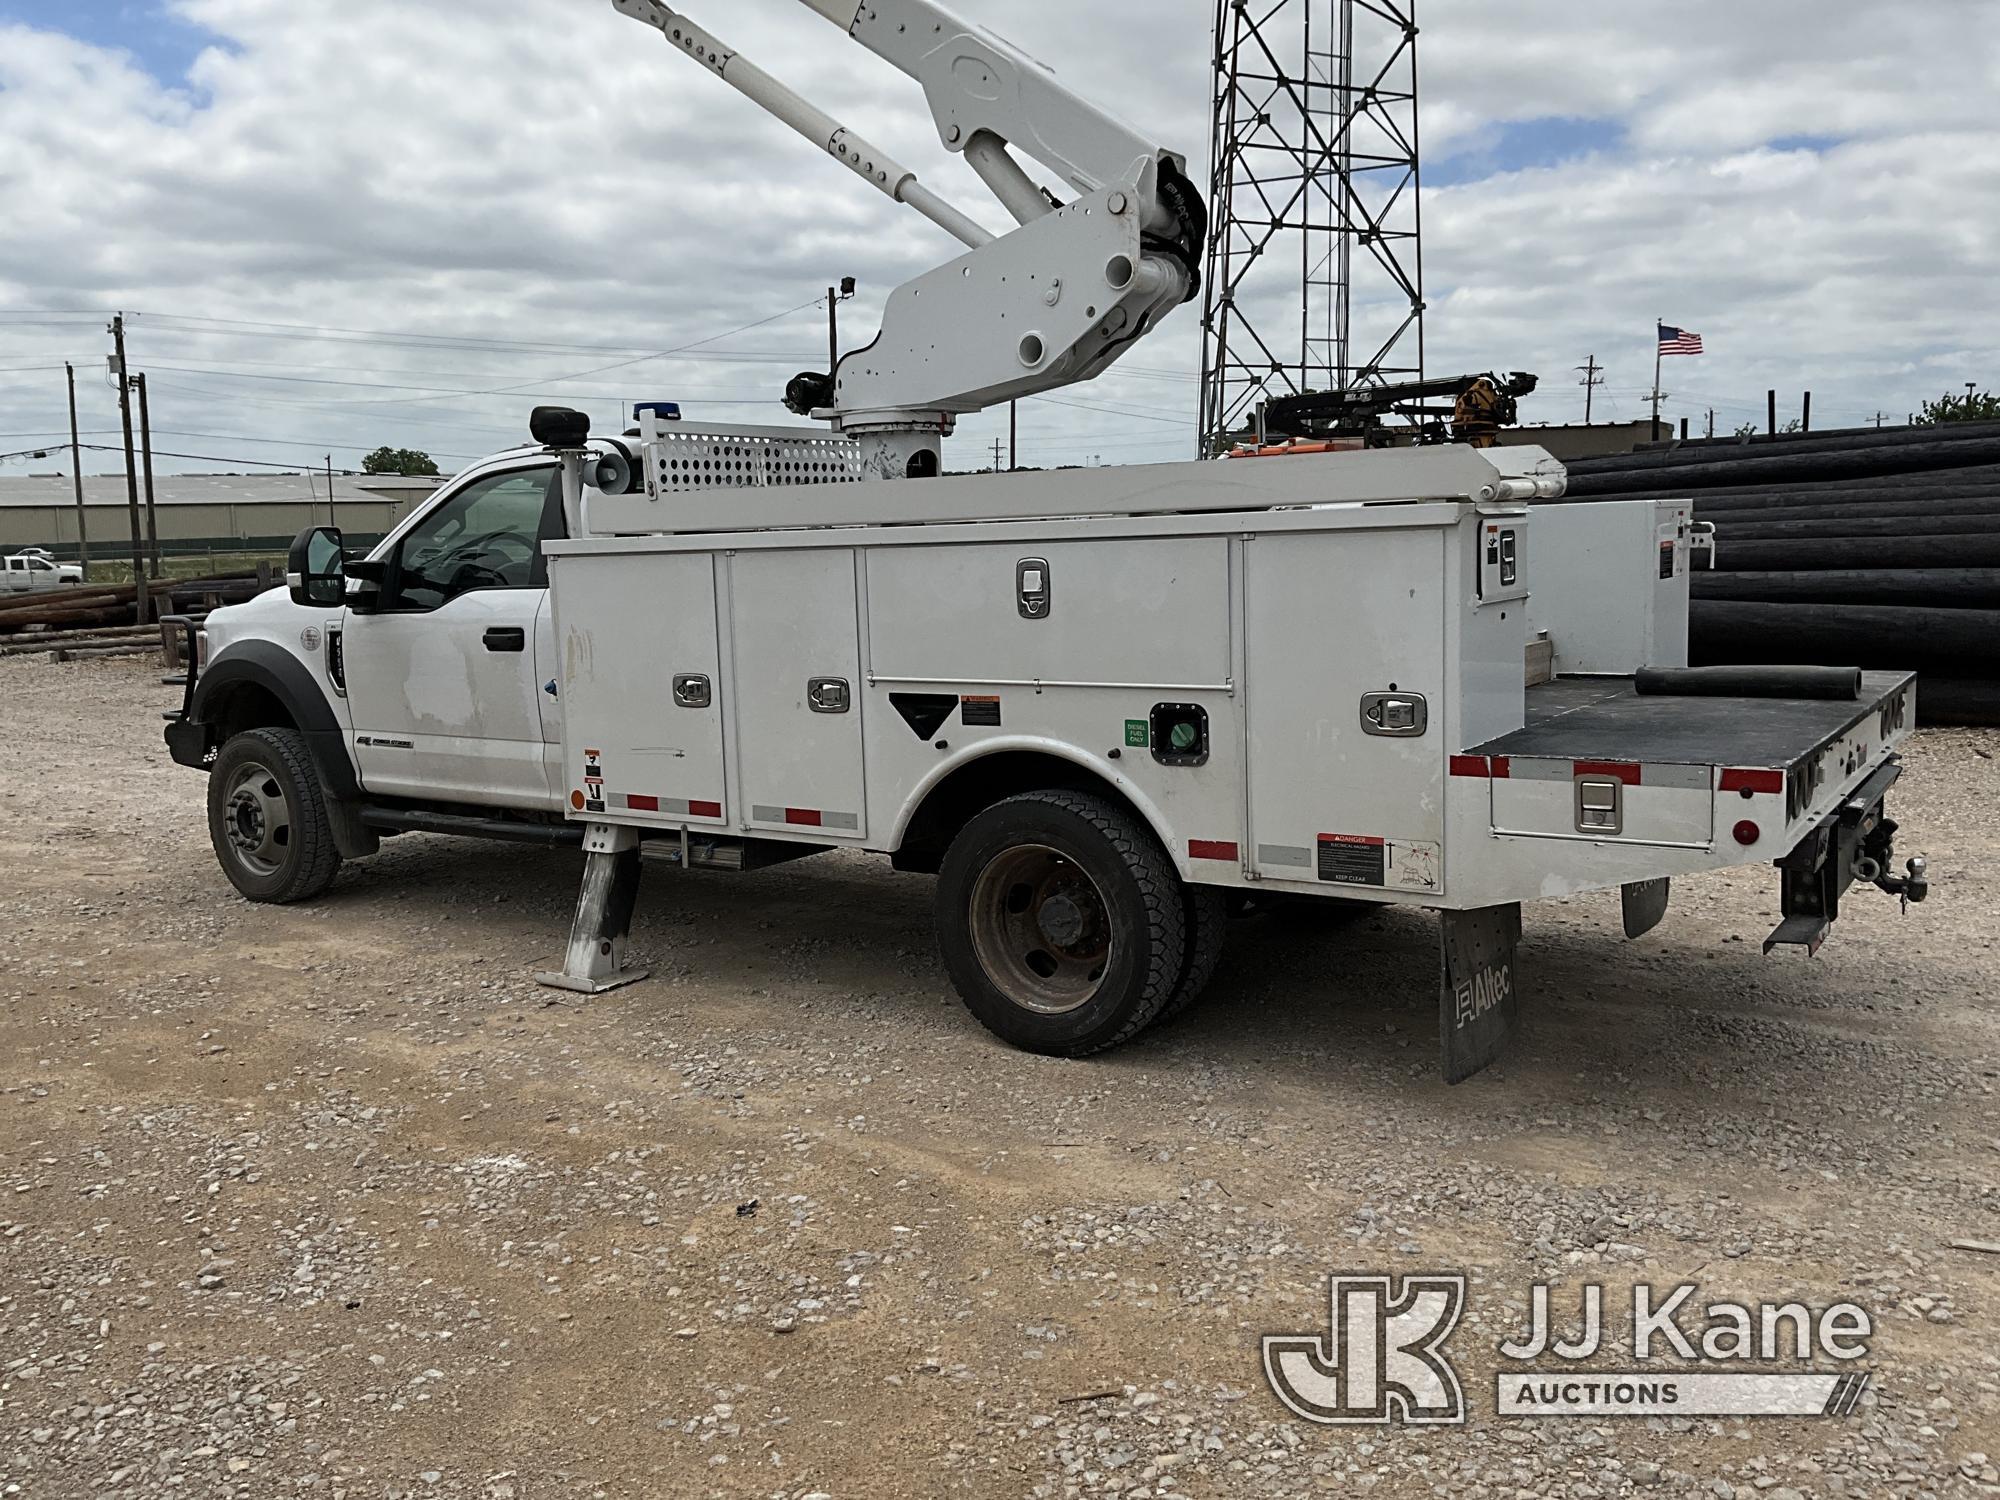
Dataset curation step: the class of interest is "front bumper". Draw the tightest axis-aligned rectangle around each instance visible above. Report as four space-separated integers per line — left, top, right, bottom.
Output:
164 715 212 771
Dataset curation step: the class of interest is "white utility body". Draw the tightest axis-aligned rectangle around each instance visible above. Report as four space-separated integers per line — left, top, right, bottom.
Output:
166 0 1926 1082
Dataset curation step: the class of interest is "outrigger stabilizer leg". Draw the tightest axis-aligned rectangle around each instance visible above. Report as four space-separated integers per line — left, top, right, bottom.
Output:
537 823 650 995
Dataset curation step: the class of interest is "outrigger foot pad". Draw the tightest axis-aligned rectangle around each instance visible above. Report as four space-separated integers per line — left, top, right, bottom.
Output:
537 823 650 995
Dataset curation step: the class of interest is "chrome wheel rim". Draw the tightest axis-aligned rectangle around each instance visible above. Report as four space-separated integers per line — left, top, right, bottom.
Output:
968 843 1112 1015
222 760 292 876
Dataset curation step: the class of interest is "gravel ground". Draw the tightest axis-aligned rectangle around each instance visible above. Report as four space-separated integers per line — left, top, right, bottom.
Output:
1 657 1996 1500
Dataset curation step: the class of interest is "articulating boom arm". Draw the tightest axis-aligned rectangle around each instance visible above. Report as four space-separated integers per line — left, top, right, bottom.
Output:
609 0 1207 478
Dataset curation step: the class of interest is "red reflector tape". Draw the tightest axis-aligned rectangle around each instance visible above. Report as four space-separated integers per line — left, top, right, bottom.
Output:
1491 756 1511 779
785 808 823 827
1188 839 1239 862
1719 768 1784 795
1449 755 1489 778
626 794 660 813
1574 760 1642 786
689 800 723 819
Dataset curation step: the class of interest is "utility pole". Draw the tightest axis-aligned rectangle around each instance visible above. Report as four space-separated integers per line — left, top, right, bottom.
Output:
991 437 1005 472
1705 408 1715 440
1873 411 1886 429
1767 389 1777 437
326 456 337 531
1801 390 1812 434
135 372 161 577
1008 400 1018 471
1575 355 1604 425
109 314 148 617
64 362 89 580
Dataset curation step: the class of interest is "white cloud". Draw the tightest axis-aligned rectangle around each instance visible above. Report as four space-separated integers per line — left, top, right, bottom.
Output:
0 0 1996 480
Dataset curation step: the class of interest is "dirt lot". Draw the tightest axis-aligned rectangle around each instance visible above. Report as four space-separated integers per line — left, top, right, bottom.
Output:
1 658 1996 1500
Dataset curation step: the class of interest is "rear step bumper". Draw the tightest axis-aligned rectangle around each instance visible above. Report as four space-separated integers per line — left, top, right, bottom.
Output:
1765 757 1925 954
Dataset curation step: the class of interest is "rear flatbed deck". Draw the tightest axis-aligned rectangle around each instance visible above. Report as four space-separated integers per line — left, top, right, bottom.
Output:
1473 671 1914 768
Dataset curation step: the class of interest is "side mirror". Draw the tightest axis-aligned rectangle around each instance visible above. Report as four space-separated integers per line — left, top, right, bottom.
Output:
287 527 345 609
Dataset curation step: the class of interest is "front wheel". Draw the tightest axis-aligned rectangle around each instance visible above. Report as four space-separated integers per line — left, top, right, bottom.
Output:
936 790 1186 1057
207 727 343 903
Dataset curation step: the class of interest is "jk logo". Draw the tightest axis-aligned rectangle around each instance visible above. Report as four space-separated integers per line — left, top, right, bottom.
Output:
1262 1275 1467 1425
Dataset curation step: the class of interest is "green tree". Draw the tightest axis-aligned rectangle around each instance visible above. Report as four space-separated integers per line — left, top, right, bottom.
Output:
362 446 441 477
1913 388 2000 425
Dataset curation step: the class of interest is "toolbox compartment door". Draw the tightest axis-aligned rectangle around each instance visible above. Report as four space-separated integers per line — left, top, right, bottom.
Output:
729 548 868 839
550 550 728 825
1244 528 1447 893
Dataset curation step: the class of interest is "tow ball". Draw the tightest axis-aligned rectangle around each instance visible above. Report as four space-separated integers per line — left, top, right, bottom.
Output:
1854 811 1929 913
1857 837 1929 912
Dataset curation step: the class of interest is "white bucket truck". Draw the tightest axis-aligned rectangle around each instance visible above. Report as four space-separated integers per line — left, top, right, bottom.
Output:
164 0 1926 1081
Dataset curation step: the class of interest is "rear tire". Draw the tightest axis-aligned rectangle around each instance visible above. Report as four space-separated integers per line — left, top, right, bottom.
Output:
207 727 343 904
1159 883 1229 1023
936 790 1185 1056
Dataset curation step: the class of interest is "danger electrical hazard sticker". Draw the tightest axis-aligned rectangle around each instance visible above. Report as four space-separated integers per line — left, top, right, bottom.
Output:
1317 833 1386 886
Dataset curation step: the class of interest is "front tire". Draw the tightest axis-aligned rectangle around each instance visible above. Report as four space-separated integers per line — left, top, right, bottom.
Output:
207 727 343 903
936 790 1185 1057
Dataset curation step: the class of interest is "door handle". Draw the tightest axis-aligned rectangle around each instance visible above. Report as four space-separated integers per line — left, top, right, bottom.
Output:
483 627 527 653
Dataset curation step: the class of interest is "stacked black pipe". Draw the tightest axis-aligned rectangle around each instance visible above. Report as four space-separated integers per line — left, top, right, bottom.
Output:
1539 420 2000 724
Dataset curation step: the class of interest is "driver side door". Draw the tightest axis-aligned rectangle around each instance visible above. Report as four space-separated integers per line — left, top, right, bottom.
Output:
343 463 563 811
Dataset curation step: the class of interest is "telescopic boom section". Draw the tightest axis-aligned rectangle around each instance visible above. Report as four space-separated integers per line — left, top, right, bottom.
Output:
609 0 992 249
607 0 1208 480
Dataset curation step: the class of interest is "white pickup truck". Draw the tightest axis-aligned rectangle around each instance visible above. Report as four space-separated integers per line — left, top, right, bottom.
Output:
2 549 84 593
162 422 1929 1083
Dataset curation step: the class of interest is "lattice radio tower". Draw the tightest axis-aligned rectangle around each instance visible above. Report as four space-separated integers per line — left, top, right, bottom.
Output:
1198 0 1425 453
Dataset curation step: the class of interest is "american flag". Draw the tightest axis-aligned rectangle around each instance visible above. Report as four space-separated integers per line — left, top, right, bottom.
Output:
1658 324 1705 356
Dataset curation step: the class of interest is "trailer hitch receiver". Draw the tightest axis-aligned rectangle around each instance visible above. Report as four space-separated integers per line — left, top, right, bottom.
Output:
1765 758 1925 954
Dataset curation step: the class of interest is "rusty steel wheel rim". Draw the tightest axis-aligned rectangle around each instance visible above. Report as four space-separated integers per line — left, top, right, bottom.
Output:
968 843 1112 1016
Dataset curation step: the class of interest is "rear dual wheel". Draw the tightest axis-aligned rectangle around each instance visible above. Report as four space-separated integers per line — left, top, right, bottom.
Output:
938 790 1223 1055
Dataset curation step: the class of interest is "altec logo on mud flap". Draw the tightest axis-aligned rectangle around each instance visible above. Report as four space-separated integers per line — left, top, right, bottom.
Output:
1453 959 1511 1031
1263 1277 1875 1425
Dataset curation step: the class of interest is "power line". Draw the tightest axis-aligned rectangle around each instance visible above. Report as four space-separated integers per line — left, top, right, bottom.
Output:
74 442 359 472
1028 394 1192 426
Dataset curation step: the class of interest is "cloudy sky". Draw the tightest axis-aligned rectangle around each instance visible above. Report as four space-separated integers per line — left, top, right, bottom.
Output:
1 0 1996 479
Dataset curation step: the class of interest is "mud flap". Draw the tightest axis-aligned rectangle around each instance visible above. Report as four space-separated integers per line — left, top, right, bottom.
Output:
1622 878 1670 939
1439 903 1522 1085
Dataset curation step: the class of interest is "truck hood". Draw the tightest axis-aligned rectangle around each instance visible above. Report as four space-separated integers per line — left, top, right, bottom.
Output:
203 584 327 659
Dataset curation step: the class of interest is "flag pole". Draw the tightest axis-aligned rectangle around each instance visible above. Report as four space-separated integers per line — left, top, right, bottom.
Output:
1651 318 1664 442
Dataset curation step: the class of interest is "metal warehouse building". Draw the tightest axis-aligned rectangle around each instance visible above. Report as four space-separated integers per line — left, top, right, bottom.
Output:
0 472 445 558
